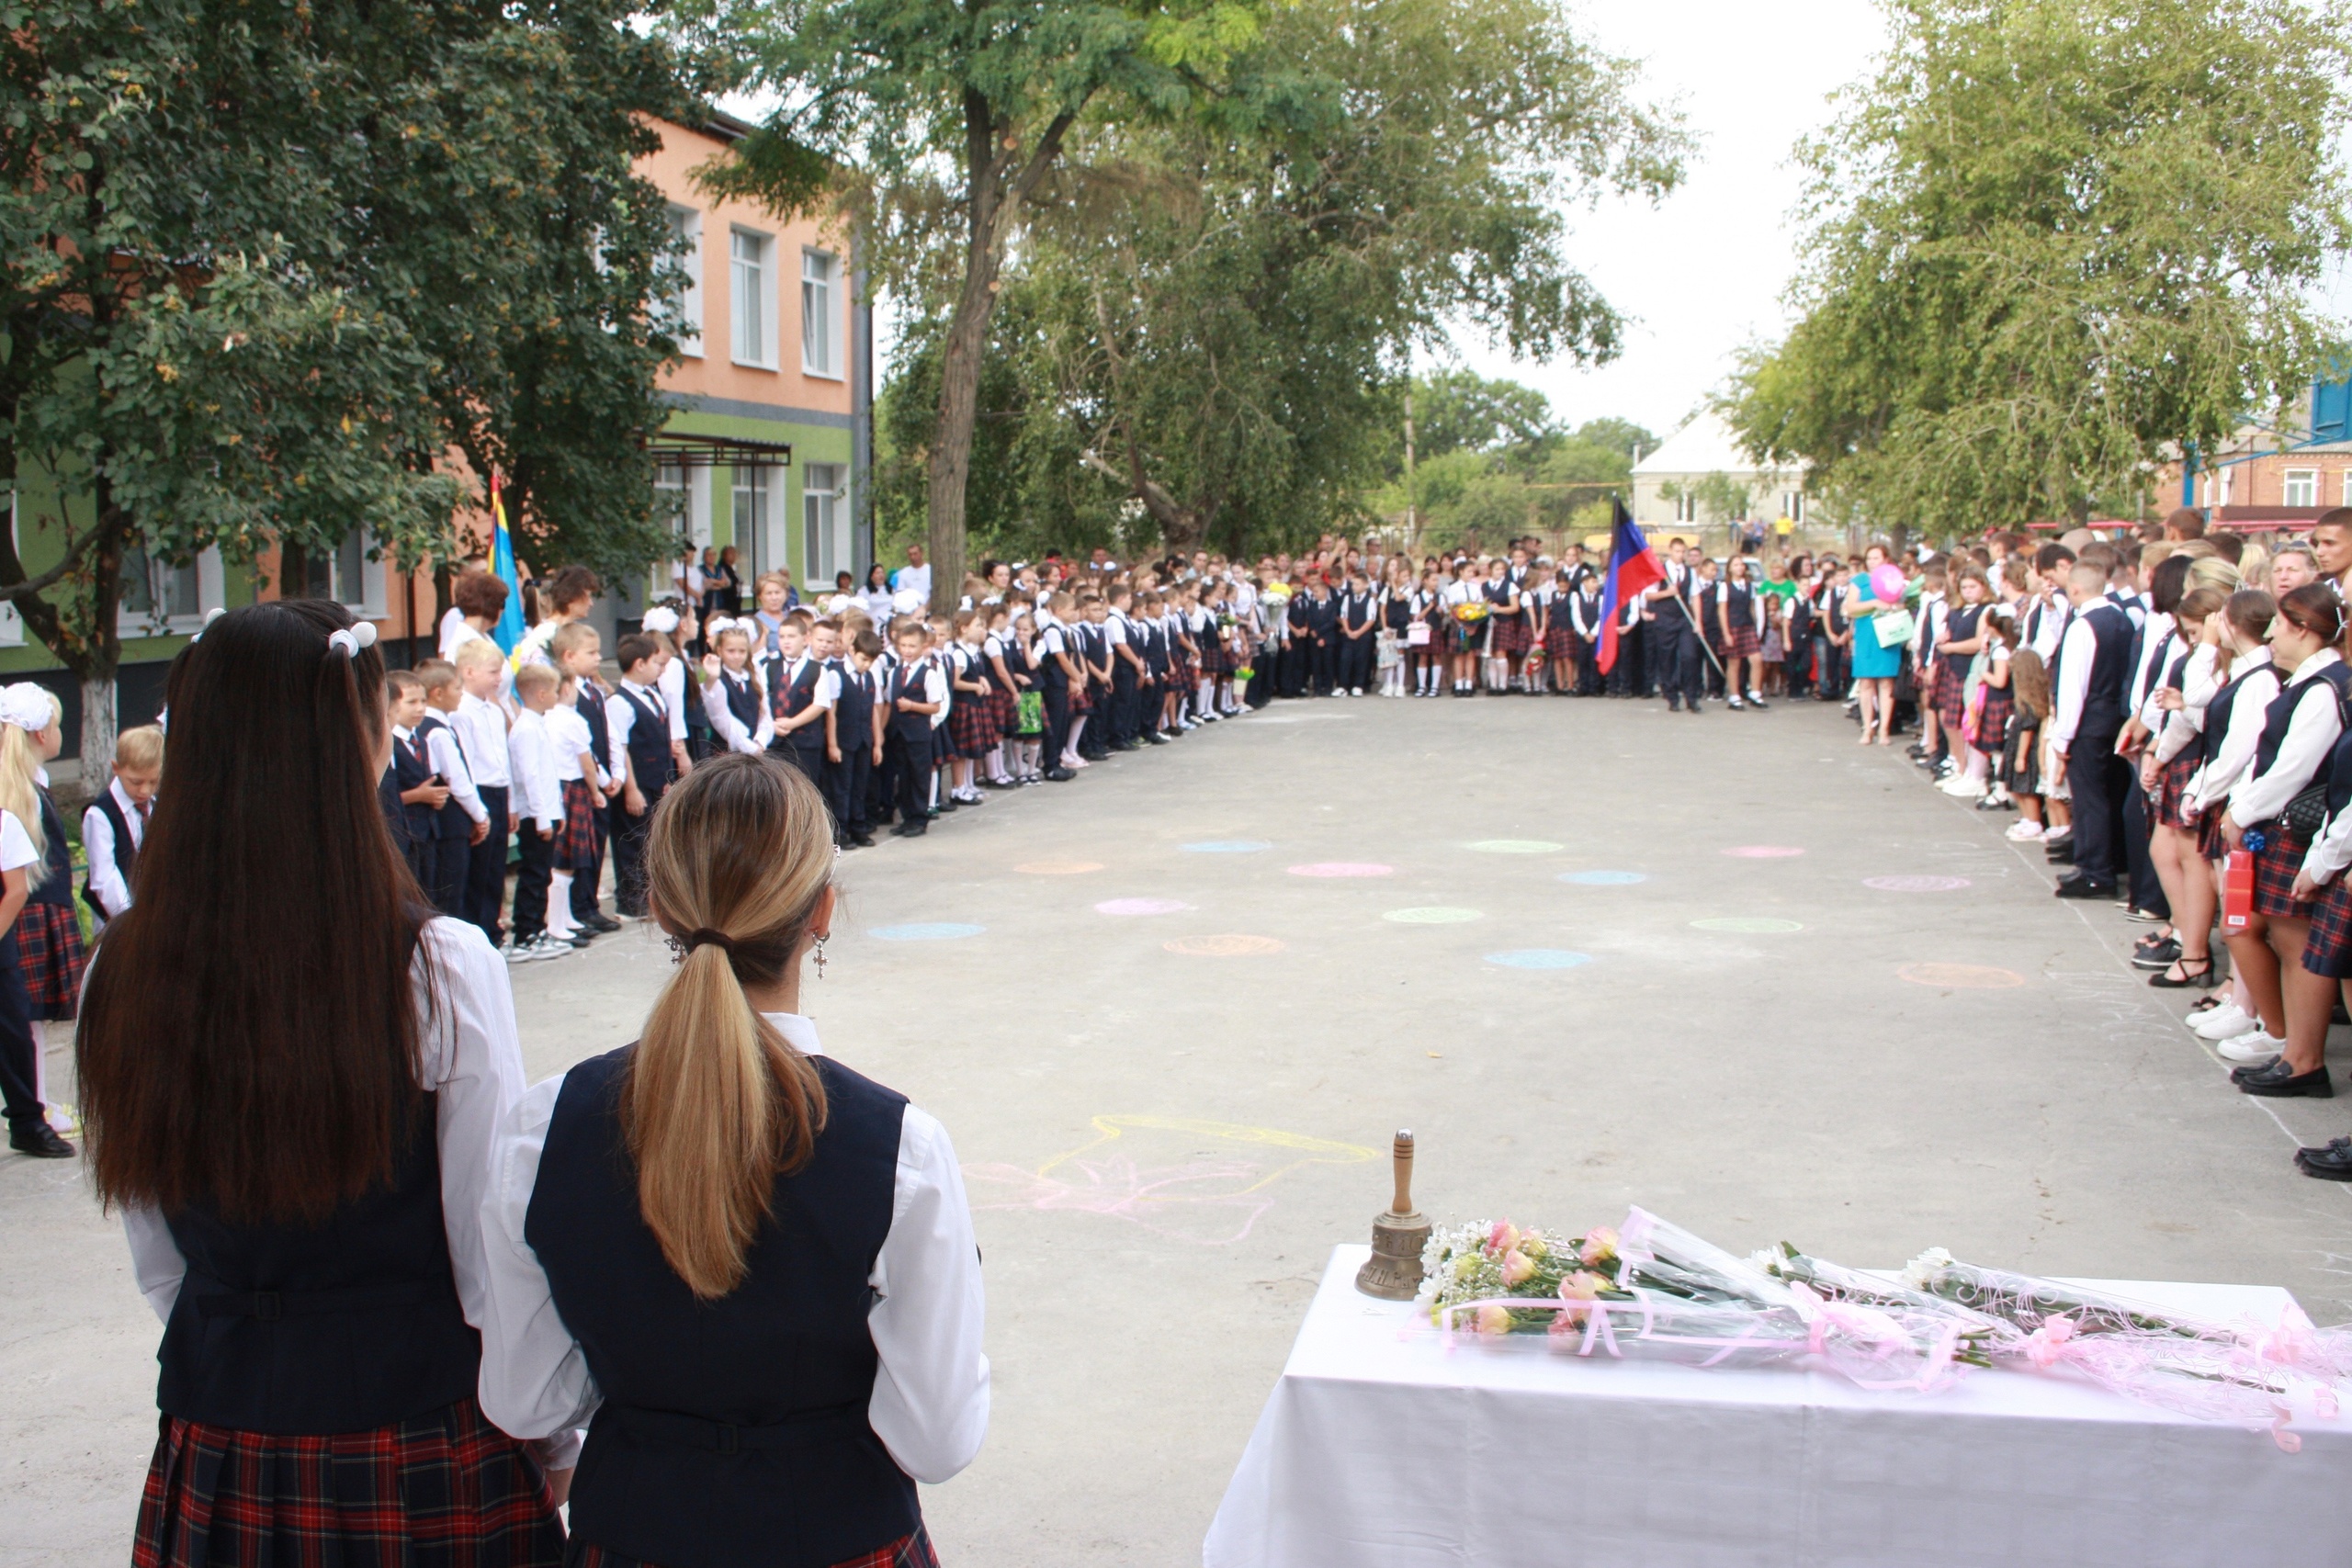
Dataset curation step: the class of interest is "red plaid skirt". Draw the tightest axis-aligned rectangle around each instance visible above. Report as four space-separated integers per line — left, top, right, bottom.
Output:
1932 660 1969 736
1724 626 1760 660
2152 750 2199 830
2255 820 2313 919
133 1396 563 1568
2197 806 2226 863
555 778 600 871
1973 686 2014 753
948 689 999 756
1490 613 1531 656
991 683 1020 736
13 898 85 1021
2303 876 2352 977
571 1527 936 1568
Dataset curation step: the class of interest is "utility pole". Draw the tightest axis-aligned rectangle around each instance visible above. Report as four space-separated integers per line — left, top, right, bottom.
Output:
1404 376 1419 549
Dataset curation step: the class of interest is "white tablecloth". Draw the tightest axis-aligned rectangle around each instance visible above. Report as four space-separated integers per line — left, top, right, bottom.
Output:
1204 1244 2352 1568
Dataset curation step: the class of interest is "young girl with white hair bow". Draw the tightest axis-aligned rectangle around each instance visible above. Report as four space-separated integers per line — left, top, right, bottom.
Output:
0 680 76 1156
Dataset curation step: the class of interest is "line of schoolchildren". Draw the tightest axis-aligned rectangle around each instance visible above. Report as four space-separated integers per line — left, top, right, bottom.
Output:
1824 506 2352 1184
0 681 163 1161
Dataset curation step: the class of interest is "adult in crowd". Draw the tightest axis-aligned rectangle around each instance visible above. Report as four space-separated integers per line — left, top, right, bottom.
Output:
78 600 564 1567
480 754 987 1568
891 545 932 605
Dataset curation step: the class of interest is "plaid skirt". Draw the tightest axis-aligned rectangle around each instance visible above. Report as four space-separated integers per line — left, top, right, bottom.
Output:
2152 750 2199 830
1972 686 2014 753
134 1396 563 1568
1932 660 1969 736
569 1526 936 1568
1724 625 1760 660
2255 820 2314 919
14 898 85 1021
2197 805 2226 863
555 779 600 871
2304 875 2352 977
948 690 999 756
1490 614 1531 656
990 684 1020 736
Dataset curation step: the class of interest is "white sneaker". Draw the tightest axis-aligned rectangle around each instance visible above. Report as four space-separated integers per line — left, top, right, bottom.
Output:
2190 1003 2254 1041
1351 687 1364 697
2215 1029 2284 1066
503 939 536 965
2005 820 2044 840
1939 775 1985 798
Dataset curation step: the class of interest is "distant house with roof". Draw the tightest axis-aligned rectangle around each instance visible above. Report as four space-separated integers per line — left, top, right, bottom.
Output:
1629 411 1818 546
2149 375 2352 531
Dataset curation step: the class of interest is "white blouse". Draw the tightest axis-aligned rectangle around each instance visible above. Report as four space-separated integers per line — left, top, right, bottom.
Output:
476 1013 989 1485
119 919 531 1413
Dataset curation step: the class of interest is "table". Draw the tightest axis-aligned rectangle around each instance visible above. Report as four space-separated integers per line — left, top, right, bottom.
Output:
1204 1244 2352 1567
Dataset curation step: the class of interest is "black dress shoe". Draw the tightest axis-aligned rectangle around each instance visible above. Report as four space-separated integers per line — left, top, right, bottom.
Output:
2297 1138 2352 1179
2045 840 2075 865
2052 874 2115 899
850 831 876 847
1044 767 1075 782
585 913 622 934
2237 1059 2334 1098
889 820 927 838
7 1122 75 1158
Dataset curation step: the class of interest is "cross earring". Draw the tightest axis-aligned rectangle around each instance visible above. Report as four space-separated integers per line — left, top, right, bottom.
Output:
814 935 828 979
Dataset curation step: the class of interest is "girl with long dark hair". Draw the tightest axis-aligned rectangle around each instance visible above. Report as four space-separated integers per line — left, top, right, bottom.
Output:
480 754 987 1568
78 600 564 1568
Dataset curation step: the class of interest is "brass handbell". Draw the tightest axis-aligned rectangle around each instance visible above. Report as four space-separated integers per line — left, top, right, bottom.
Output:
1353 1130 1430 1300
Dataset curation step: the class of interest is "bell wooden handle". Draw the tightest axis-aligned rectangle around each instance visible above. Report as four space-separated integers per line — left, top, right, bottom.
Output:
1390 1131 1415 1216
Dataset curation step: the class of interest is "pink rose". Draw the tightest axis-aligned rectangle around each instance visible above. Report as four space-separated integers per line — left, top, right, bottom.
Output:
1500 1249 1535 1286
1558 1270 1607 1302
1475 1303 1514 1336
1578 1226 1618 1266
1486 1221 1519 1256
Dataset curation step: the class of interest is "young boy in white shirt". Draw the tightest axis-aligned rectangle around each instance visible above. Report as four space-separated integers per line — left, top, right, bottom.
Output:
504 662 568 961
452 639 513 946
81 724 163 927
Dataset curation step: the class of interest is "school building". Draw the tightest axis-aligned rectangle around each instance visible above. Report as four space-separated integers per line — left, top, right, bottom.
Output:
0 110 872 764
2148 375 2352 531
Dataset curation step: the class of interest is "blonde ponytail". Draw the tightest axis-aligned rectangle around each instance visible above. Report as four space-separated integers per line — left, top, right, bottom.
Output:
0 716 50 862
624 753 832 1299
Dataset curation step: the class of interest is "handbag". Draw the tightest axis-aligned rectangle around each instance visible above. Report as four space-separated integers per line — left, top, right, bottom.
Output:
1872 607 1917 649
1015 690 1044 737
2281 783 2329 838
1407 622 1431 648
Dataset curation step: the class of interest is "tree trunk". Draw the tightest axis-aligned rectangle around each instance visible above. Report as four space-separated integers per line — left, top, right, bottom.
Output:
78 672 118 800
73 503 126 804
924 98 1080 615
280 539 310 598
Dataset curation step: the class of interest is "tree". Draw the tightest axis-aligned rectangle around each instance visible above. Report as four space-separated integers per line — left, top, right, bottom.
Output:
0 0 688 780
688 0 1270 609
977 0 1685 558
1725 0 2352 537
1408 371 1559 468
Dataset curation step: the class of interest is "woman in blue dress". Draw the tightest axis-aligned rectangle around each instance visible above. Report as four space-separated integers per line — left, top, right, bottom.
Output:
1844 541 1905 746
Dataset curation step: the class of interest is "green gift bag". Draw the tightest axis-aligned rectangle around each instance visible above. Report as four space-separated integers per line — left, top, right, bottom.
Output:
1016 690 1045 736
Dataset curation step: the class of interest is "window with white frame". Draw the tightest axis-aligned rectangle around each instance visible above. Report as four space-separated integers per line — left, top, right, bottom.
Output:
664 207 703 355
730 229 774 367
1672 491 1698 524
2284 468 2320 508
2206 466 2235 508
2343 469 2352 506
294 531 378 611
802 464 848 587
656 460 710 548
732 466 771 578
801 249 840 378
1781 491 1805 524
119 544 224 633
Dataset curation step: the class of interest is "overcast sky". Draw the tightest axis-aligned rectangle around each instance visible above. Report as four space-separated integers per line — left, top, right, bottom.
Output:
1444 0 1890 447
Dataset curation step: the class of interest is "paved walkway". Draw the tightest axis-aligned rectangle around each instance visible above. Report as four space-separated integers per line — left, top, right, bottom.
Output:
8 694 2349 1567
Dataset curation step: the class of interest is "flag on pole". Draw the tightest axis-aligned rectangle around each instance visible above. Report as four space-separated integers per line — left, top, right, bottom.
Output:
1594 496 1664 674
489 473 526 655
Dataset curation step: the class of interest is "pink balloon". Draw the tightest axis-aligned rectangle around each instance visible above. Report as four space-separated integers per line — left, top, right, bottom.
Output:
1871 565 1906 602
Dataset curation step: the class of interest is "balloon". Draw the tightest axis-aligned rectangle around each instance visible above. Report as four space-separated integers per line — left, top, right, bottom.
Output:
1871 565 1907 602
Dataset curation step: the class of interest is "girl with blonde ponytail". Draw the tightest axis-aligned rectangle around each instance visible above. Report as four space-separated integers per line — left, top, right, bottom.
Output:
481 753 989 1568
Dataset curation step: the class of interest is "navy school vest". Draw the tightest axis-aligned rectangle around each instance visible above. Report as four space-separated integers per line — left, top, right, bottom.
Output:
413 714 473 842
888 660 934 745
158 1091 481 1433
525 1047 918 1568
29 787 73 907
2073 602 2135 738
577 682 614 788
616 685 676 794
770 660 827 756
2251 661 2351 787
832 662 875 744
392 727 440 842
720 671 763 738
81 789 138 919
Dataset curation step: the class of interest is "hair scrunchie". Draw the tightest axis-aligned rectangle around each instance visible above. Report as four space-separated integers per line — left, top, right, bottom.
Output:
684 928 736 955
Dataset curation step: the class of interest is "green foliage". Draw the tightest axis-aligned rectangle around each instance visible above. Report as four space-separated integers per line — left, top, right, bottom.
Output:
876 0 1683 559
1409 371 1558 468
0 0 689 760
1726 0 2352 536
1657 472 1752 525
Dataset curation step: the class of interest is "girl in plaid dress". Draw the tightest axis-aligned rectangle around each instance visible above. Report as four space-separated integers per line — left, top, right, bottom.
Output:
2141 587 2225 990
0 682 71 1156
0 685 84 1032
545 672 604 949
75 601 566 1568
2216 584 2346 1097
944 613 997 806
478 758 985 1568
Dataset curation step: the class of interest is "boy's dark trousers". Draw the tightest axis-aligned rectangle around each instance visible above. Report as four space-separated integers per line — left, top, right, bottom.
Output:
1338 633 1373 692
512 822 554 942
571 803 608 921
464 784 510 944
1043 685 1070 765
414 834 464 918
610 790 661 916
1310 637 1337 695
884 728 933 827
1111 666 1139 744
0 931 46 1135
824 748 873 840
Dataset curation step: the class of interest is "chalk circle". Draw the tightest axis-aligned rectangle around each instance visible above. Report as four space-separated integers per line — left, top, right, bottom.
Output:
869 923 985 942
1164 933 1285 957
1182 840 1272 853
1691 916 1804 934
1384 907 1484 924
1864 874 1973 893
1485 949 1594 970
1466 839 1566 855
1724 845 1806 859
1561 870 1647 886
1287 862 1395 878
1899 962 2025 989
1094 897 1194 917
1016 859 1103 875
